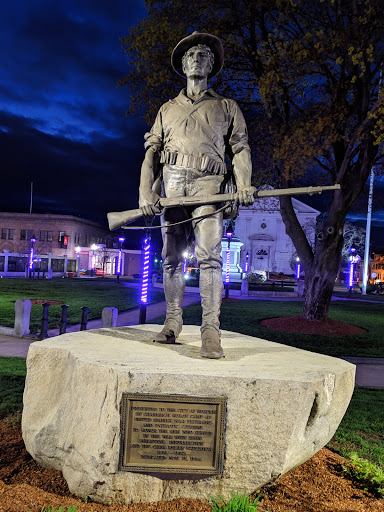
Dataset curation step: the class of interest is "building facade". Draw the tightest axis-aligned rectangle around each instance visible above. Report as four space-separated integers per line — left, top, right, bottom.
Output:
0 212 141 277
221 194 319 277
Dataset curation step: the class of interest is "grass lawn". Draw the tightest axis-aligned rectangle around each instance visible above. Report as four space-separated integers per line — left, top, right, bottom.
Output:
329 388 384 468
0 278 164 333
150 299 384 357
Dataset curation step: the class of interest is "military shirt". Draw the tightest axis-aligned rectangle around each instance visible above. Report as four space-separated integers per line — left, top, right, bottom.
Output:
144 88 250 173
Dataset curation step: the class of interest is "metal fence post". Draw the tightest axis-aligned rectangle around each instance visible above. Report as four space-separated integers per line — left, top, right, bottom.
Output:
59 304 69 335
39 302 50 339
80 306 89 331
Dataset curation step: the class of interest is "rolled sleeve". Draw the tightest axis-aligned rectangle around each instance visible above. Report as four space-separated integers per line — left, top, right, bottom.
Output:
144 108 164 152
228 101 250 155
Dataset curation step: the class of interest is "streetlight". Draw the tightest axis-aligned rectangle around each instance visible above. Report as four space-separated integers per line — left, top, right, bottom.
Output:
348 245 358 294
139 234 151 324
224 223 234 299
28 238 36 278
295 257 301 280
116 237 125 283
244 251 249 273
90 244 98 276
183 251 188 278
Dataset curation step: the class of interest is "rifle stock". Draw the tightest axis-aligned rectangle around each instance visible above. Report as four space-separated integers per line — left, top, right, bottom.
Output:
107 208 144 231
107 184 340 231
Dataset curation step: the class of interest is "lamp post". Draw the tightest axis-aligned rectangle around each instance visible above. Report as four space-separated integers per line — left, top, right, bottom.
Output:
183 251 188 277
139 234 151 324
245 251 249 274
224 223 234 299
28 238 36 278
116 237 125 283
90 244 98 277
75 246 80 276
348 245 357 295
295 257 301 280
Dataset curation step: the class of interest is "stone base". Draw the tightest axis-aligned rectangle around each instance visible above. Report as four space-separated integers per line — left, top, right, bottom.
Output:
22 325 355 505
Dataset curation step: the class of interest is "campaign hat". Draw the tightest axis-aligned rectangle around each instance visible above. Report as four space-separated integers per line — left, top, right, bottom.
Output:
171 31 224 78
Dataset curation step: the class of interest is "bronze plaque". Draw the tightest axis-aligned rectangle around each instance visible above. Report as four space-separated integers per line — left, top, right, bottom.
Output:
119 393 226 474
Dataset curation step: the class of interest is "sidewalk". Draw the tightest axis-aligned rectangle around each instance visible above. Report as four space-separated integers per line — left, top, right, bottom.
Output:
0 292 200 358
1 290 383 388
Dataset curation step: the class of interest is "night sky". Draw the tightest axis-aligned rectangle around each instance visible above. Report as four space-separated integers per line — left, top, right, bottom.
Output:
1 0 383 249
1 0 148 226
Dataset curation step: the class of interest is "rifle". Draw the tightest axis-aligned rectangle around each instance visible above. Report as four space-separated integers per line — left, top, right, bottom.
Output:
107 184 340 231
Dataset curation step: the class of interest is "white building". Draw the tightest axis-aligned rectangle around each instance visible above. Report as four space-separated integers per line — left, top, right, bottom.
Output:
221 194 319 277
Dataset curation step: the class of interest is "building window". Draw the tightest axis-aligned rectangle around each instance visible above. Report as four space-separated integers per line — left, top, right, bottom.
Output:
27 230 34 240
20 229 26 240
8 229 14 240
59 231 65 242
39 230 46 241
51 258 65 272
47 231 53 242
1 229 6 239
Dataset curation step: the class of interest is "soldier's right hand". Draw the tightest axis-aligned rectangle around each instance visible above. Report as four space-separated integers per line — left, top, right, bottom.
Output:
139 191 161 218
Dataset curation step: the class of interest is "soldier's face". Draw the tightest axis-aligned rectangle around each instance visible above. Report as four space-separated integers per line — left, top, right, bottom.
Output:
183 46 212 80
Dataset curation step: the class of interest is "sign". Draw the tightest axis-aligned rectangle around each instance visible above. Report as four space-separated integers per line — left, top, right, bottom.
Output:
79 251 89 255
119 393 226 475
63 236 68 246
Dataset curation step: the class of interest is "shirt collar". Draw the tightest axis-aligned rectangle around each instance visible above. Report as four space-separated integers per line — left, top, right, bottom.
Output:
177 87 220 104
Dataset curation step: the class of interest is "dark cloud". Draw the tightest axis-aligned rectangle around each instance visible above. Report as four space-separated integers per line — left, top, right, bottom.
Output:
1 0 149 242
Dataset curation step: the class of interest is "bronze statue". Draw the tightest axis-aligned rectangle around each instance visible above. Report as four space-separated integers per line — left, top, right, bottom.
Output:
137 32 255 359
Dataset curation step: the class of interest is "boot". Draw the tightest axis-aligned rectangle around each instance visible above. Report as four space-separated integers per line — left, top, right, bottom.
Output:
199 267 224 359
201 326 224 359
154 263 185 344
154 322 179 344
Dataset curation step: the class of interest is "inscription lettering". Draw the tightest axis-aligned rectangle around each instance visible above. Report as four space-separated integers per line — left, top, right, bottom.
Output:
120 394 226 475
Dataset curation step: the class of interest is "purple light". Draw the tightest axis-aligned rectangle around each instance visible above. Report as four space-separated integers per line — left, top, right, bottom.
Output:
116 249 122 274
29 238 35 270
349 260 355 287
29 246 34 269
141 237 151 304
225 245 230 283
119 237 125 243
245 252 249 273
296 263 301 279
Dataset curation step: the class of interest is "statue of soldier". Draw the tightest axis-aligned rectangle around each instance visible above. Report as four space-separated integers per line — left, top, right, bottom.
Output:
139 32 254 359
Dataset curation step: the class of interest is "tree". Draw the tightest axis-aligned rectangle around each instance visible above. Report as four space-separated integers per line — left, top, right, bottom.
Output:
342 221 365 264
120 0 384 320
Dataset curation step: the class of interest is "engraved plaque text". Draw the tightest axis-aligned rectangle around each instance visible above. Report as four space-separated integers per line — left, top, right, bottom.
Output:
119 394 226 474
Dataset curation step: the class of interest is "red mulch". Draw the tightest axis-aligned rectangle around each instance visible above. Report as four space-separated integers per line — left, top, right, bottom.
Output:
261 316 367 336
1 418 383 512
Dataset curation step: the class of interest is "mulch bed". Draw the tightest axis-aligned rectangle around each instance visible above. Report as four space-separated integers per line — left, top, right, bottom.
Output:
261 316 367 336
1 417 383 512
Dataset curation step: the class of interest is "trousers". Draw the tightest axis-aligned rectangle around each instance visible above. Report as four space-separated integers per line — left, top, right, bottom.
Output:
161 165 224 335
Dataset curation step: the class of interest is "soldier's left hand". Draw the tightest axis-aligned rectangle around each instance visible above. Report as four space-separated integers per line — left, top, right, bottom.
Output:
236 186 256 206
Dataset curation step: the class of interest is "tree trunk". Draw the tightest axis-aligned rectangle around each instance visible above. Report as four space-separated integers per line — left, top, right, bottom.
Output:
280 194 345 322
301 219 345 321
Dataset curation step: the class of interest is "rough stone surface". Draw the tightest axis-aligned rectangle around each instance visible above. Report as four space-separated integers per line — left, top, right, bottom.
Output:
22 325 355 505
14 299 32 337
102 307 118 328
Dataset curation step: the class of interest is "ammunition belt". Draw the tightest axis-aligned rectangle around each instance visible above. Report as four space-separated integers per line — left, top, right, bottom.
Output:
160 150 226 176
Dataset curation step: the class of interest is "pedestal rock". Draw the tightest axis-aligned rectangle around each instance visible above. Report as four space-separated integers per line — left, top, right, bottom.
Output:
22 325 355 505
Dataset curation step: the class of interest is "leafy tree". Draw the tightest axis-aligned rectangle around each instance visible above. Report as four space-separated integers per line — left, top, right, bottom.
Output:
120 0 384 320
